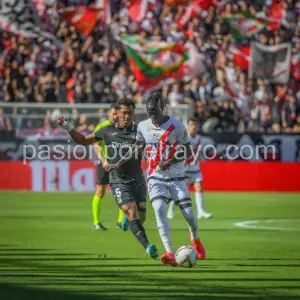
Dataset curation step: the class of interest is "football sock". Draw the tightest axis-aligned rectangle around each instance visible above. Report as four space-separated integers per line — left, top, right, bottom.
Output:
152 199 174 253
92 195 103 225
180 204 198 241
117 208 124 223
129 219 149 249
195 191 204 213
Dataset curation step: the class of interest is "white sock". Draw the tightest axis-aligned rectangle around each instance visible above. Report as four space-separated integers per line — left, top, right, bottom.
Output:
167 200 175 215
179 202 198 241
152 199 173 253
195 191 204 214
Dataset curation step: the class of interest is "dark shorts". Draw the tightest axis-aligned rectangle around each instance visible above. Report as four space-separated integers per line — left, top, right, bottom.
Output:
96 163 109 185
110 181 147 212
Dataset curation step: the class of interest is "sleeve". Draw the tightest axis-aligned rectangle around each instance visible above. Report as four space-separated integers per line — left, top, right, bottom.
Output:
93 127 106 141
136 123 145 142
177 121 190 145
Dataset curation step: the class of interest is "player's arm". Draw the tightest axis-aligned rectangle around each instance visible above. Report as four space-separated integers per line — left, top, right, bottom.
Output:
104 123 145 171
104 140 145 172
57 116 97 146
93 143 106 165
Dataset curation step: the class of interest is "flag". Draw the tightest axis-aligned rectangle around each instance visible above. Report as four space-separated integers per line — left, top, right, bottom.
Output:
94 0 111 25
267 0 284 31
128 0 149 21
128 0 159 22
249 42 292 84
0 0 64 48
230 46 251 71
59 6 101 37
291 53 300 81
179 0 213 27
120 35 205 90
223 13 265 43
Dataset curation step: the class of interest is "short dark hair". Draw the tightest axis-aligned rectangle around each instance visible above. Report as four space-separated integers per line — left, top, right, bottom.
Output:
116 98 136 110
146 92 167 109
109 103 118 110
187 117 198 124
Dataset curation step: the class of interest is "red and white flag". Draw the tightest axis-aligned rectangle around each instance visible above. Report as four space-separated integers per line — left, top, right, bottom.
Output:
94 0 111 25
230 46 251 71
128 0 159 22
178 0 213 27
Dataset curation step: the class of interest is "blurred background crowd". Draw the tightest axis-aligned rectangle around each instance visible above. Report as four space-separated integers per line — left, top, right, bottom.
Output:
0 0 299 134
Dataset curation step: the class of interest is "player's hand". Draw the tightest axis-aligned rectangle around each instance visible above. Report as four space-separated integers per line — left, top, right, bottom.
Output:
57 116 74 132
104 163 120 172
157 160 172 171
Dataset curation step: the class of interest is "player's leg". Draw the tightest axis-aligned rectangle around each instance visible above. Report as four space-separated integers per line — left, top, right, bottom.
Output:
148 179 176 266
92 163 109 230
194 179 212 219
167 200 175 219
92 183 107 230
167 176 190 220
170 180 206 259
116 208 125 229
111 183 158 259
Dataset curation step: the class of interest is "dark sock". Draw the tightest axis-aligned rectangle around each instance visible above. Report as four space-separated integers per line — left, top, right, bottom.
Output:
129 219 149 249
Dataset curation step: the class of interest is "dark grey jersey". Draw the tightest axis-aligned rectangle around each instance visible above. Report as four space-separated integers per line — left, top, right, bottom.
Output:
94 123 144 184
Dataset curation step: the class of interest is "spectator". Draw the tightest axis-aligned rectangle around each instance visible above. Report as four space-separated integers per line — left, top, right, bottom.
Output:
0 0 297 134
168 83 185 107
282 95 299 132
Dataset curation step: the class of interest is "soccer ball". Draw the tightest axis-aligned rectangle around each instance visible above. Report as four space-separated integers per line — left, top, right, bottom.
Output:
175 245 198 268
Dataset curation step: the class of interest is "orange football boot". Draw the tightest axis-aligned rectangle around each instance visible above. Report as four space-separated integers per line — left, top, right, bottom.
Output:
160 252 177 266
190 236 206 259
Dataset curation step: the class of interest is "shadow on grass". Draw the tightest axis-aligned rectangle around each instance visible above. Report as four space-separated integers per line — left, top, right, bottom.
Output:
1 282 300 300
1 246 300 299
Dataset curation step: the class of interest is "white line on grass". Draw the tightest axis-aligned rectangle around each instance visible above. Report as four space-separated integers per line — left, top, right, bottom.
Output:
234 219 300 231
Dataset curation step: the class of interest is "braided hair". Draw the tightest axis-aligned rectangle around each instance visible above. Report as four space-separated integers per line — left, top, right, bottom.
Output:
146 92 167 111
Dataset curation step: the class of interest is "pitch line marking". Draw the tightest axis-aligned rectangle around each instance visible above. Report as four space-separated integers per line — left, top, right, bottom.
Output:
234 219 300 231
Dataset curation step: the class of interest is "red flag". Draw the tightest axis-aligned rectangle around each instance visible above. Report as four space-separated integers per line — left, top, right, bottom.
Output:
59 6 100 37
178 0 213 27
267 0 284 31
128 0 154 22
231 46 251 71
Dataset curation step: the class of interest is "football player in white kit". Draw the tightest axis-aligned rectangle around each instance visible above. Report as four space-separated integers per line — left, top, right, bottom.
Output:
167 118 212 220
107 92 206 266
106 93 206 266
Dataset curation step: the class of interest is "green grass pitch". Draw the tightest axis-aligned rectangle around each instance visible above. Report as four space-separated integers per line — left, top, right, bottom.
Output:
0 191 300 299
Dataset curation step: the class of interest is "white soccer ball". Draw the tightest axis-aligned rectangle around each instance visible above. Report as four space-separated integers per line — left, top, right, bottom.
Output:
175 245 198 268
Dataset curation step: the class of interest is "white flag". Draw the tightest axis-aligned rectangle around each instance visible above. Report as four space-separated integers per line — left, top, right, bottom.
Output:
249 42 291 84
0 0 64 48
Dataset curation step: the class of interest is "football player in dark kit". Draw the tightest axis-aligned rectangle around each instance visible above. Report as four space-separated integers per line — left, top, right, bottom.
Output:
57 99 158 260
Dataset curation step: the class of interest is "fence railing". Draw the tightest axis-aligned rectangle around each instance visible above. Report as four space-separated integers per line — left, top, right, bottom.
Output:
1 102 193 134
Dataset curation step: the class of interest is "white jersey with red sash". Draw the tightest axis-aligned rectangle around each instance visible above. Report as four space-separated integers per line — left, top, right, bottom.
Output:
136 117 190 181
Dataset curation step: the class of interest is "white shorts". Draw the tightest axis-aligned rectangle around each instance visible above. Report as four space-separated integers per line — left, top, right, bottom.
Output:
185 171 203 184
147 178 191 205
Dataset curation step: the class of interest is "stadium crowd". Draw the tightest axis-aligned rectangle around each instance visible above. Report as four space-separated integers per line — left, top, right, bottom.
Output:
0 0 299 133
